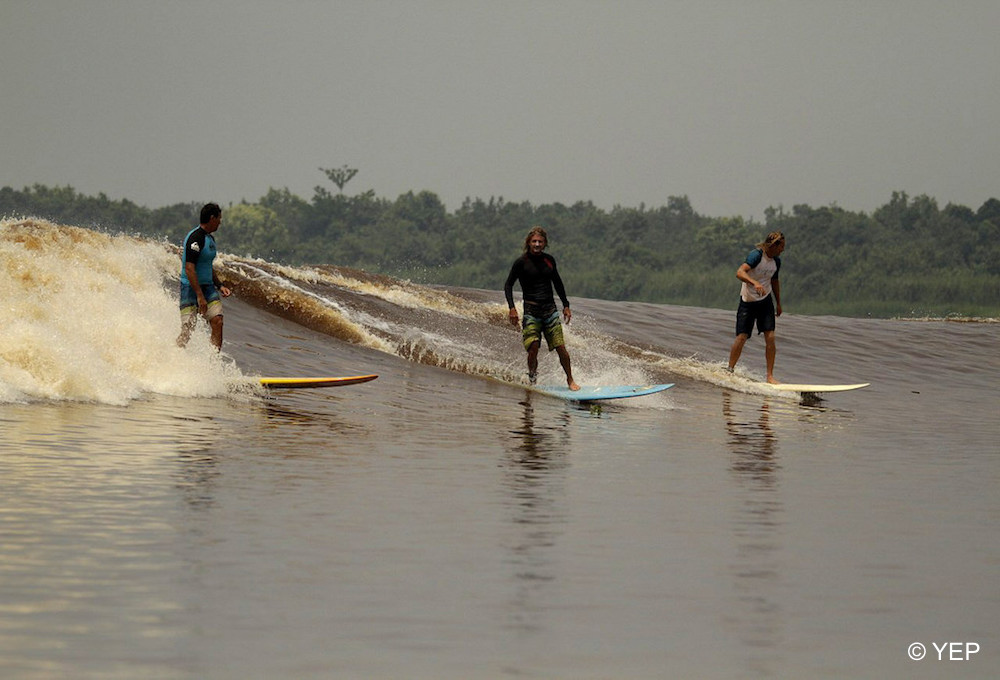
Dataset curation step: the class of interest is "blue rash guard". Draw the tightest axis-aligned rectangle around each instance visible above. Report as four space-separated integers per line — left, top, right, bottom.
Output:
180 227 217 286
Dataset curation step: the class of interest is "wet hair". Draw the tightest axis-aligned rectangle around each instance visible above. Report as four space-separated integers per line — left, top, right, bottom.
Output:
757 231 785 250
200 203 222 224
523 226 548 253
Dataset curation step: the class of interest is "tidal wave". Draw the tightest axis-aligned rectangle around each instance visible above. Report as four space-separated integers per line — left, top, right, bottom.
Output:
2 218 896 406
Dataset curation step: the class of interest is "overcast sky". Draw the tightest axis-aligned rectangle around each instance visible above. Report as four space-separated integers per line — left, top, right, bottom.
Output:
2 0 998 219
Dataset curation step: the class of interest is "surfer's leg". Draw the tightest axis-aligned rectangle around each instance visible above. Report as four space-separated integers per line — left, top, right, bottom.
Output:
730 300 756 371
177 315 196 347
202 296 225 351
209 315 224 350
763 330 778 383
177 305 199 348
728 333 749 370
526 340 540 380
177 282 197 347
555 345 579 391
177 284 199 347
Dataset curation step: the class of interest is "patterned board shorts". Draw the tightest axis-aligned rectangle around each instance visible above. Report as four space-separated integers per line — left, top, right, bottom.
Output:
522 310 565 351
179 283 223 320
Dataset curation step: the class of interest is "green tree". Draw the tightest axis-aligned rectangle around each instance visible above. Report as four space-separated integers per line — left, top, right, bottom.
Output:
695 217 754 262
321 165 359 192
224 203 290 258
259 187 311 240
976 198 1000 224
3 181 997 318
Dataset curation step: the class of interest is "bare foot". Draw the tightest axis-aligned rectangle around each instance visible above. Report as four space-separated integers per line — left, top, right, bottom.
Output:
568 380 580 391
767 377 781 385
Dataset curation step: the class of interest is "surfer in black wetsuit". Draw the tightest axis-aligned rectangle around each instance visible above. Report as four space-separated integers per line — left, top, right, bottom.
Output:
504 226 580 390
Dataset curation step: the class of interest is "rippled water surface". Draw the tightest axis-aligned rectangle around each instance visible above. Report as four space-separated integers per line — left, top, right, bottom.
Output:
1 222 997 678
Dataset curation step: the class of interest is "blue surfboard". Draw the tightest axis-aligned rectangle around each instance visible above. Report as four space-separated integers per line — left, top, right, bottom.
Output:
533 383 674 401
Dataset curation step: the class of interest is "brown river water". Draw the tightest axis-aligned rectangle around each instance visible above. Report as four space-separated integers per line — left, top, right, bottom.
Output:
1 220 996 678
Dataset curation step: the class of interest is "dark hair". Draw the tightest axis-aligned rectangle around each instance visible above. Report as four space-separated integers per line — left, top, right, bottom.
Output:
200 203 222 224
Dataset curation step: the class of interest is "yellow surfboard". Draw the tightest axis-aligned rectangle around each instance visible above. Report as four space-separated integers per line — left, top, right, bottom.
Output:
259 374 378 389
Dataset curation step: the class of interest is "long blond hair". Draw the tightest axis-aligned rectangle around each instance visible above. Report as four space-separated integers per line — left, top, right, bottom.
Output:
522 226 548 253
756 231 785 250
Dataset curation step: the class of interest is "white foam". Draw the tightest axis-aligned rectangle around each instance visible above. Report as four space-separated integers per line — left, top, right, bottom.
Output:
0 219 244 404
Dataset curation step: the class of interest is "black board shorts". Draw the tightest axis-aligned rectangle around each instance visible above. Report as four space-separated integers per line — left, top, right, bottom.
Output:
735 296 776 336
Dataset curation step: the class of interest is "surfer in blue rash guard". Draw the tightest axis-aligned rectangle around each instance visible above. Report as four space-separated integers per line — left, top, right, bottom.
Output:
727 231 785 383
504 226 580 391
177 203 232 350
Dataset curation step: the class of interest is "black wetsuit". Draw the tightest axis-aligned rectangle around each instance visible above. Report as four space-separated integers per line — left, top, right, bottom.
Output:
504 252 570 318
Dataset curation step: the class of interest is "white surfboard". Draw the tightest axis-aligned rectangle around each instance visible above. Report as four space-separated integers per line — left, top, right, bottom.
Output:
755 382 870 394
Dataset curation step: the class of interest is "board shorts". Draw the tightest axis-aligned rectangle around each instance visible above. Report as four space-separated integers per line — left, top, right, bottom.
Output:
179 283 223 320
522 309 565 351
735 296 775 337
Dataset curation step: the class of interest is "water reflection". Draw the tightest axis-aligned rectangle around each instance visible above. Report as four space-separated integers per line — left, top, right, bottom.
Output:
500 392 571 636
172 396 376 512
724 394 780 483
509 391 573 459
722 392 785 674
0 399 208 676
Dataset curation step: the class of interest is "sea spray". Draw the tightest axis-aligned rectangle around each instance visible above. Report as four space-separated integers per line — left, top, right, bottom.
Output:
0 219 242 404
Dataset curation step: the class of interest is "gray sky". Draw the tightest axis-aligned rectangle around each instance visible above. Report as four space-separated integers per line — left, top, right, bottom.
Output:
2 0 998 219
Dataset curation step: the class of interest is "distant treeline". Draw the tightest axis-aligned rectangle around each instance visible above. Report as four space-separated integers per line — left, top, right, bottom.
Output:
2 178 998 318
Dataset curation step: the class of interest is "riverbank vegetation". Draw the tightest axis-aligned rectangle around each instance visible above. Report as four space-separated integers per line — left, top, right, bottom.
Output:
3 175 997 318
